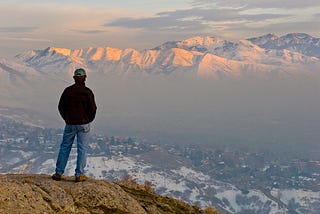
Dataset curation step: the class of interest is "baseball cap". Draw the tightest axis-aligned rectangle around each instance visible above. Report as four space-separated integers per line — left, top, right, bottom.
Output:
74 68 86 77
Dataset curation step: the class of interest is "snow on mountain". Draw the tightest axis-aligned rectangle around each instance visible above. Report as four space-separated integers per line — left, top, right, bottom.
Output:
14 33 320 79
0 57 70 123
196 52 307 79
247 33 281 49
271 189 320 213
0 57 41 84
157 35 319 66
153 36 230 53
15 47 87 77
0 58 43 103
248 33 320 59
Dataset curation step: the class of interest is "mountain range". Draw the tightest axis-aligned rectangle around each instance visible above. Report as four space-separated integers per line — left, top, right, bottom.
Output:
10 32 320 79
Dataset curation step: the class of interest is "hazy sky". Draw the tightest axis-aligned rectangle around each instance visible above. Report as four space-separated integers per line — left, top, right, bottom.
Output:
0 0 320 57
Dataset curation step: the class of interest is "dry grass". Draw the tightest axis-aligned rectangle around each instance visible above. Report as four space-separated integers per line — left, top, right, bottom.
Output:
117 174 155 193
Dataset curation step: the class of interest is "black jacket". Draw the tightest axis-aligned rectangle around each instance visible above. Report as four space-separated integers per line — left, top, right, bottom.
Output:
58 82 97 125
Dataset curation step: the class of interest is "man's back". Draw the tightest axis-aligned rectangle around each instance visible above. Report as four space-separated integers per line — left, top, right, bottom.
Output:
58 82 96 125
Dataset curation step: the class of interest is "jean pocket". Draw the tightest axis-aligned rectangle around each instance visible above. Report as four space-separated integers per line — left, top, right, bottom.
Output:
81 124 90 133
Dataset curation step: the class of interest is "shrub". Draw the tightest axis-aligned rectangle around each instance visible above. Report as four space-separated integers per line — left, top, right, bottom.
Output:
204 206 219 214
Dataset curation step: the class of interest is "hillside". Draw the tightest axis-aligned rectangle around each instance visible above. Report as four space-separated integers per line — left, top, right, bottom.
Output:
1 118 319 213
0 174 217 214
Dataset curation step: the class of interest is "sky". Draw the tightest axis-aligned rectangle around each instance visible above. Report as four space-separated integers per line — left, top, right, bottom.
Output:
0 0 320 58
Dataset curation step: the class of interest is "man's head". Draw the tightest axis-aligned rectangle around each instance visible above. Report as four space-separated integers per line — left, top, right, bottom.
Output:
73 68 86 83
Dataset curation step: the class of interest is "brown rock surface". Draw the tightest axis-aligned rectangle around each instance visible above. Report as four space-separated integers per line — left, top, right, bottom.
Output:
0 174 206 214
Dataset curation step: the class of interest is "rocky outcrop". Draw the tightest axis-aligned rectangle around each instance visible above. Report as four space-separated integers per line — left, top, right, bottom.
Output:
0 174 208 214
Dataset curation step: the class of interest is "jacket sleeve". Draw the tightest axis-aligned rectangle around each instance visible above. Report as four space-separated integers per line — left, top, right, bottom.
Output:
58 89 67 121
87 89 97 122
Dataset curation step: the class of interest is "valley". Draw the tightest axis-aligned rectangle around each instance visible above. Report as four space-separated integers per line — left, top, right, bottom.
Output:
1 117 319 213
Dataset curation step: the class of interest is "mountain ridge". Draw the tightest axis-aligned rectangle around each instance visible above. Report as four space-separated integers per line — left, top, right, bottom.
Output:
13 32 320 79
248 33 320 58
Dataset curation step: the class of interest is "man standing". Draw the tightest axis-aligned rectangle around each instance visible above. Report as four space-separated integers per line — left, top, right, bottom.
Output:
52 68 97 182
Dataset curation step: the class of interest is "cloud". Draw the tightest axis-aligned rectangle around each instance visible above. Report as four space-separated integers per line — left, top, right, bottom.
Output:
105 7 287 32
248 21 320 36
70 29 107 34
0 27 37 33
106 15 207 32
103 0 320 41
159 8 288 22
0 36 50 42
191 0 320 9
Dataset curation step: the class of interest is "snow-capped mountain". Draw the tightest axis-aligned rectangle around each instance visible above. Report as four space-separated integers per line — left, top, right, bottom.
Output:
0 58 44 106
0 58 41 88
14 33 320 79
248 33 320 58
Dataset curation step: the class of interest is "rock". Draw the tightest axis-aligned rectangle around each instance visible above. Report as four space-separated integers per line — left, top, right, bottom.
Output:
0 174 206 214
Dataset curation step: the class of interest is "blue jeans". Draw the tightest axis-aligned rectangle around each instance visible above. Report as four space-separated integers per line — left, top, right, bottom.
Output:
55 123 90 176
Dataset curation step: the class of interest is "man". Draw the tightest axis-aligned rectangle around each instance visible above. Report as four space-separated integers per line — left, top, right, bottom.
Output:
52 68 97 182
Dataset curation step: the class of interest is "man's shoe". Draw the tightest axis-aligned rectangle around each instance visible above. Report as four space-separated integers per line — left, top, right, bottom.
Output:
51 173 62 181
75 175 88 182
